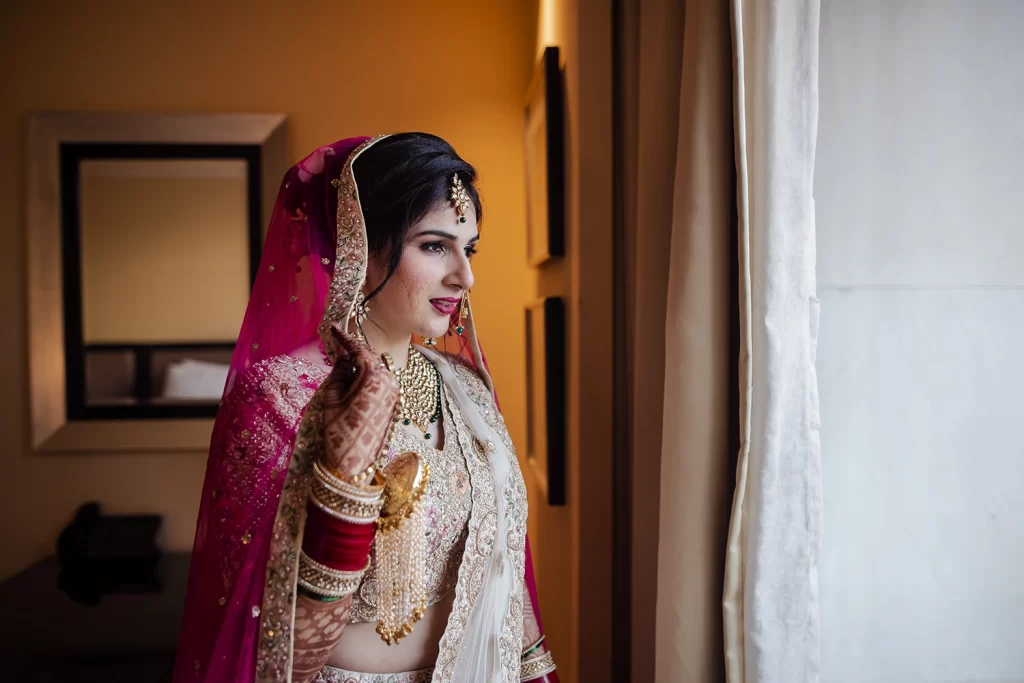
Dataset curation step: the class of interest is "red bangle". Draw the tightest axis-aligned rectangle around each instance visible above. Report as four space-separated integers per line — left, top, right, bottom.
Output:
302 499 376 571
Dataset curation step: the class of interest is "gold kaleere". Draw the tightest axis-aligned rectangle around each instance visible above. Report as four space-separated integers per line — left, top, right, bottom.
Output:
375 451 430 645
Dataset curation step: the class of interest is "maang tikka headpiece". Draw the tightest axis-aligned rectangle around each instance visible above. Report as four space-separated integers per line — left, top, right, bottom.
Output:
450 174 470 224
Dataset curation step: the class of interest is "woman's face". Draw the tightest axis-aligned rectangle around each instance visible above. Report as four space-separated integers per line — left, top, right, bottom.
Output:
364 202 478 342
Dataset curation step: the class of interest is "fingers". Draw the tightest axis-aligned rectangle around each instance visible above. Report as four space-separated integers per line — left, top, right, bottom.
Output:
321 359 399 478
329 327 381 373
322 326 398 414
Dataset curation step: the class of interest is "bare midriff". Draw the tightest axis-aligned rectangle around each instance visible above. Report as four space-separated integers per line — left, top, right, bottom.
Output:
326 589 455 672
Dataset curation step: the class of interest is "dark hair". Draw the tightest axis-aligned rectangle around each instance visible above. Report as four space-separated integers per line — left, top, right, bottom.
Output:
352 133 482 303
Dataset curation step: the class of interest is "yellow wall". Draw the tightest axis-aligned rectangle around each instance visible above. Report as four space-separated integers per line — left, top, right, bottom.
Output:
0 0 536 585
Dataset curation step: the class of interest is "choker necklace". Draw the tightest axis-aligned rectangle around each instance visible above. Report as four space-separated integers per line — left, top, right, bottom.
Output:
382 345 441 440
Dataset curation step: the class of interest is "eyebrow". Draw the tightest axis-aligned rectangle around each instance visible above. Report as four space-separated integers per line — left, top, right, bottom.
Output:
413 229 480 243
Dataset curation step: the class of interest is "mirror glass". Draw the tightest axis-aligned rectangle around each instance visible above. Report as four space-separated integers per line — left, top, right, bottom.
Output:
63 150 261 418
79 159 250 346
78 159 249 408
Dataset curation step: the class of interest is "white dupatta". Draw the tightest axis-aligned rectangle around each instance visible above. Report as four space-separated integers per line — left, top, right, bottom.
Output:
419 347 520 683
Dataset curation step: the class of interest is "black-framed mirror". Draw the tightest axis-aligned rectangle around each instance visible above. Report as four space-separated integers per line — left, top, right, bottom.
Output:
27 112 288 449
59 144 263 420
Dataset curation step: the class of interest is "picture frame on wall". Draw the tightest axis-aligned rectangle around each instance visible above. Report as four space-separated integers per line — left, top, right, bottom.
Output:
523 46 565 266
525 297 566 506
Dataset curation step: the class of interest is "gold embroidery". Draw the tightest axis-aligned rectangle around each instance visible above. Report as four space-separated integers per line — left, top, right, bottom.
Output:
315 666 434 683
430 357 528 683
257 137 385 681
446 357 529 682
318 137 389 362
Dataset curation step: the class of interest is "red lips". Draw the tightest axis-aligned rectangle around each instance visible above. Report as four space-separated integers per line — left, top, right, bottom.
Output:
430 298 458 314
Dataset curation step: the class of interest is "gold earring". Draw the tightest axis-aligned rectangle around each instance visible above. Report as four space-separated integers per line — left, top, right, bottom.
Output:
456 291 469 335
351 292 370 327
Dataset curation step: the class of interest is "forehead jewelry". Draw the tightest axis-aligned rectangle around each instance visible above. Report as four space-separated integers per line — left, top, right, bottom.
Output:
450 174 470 224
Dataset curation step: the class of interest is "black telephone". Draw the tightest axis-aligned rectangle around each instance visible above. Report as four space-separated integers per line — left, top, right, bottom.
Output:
56 502 163 604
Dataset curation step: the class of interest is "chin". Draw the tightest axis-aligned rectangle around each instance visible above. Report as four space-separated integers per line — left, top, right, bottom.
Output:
417 320 451 341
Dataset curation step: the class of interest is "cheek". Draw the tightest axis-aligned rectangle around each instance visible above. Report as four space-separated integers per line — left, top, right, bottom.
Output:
389 252 440 301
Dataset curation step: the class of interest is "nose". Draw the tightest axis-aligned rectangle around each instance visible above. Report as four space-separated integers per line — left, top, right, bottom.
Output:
446 251 475 292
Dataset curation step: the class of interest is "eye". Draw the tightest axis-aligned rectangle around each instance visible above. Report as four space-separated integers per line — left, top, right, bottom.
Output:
421 241 446 255
464 245 478 258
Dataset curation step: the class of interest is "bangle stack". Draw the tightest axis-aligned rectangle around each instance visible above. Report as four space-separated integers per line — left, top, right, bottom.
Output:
299 459 387 601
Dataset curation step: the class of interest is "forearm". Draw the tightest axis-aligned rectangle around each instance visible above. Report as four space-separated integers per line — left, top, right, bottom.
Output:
290 462 383 682
520 576 558 682
292 592 354 683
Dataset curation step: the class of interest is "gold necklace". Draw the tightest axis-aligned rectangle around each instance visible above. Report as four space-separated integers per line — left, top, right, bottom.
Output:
382 346 441 440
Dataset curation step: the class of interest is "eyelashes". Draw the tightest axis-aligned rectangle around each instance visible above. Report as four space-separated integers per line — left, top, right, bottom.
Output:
420 241 479 258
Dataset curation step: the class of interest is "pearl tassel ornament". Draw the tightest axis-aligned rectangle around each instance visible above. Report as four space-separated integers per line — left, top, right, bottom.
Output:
374 452 430 645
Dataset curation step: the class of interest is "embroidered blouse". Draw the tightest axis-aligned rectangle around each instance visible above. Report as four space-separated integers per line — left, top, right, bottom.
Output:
348 382 475 622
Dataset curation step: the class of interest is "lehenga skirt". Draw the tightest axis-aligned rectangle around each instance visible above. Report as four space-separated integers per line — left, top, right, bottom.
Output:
315 665 434 683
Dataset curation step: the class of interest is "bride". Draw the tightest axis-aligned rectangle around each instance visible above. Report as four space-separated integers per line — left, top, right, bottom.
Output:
172 134 559 683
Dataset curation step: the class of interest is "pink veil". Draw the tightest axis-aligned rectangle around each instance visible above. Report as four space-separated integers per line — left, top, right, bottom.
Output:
172 136 550 682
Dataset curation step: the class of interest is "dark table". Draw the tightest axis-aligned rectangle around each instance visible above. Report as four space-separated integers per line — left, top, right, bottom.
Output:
0 553 190 683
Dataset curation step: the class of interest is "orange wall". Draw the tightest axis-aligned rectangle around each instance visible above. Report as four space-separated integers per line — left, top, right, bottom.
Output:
0 0 536 583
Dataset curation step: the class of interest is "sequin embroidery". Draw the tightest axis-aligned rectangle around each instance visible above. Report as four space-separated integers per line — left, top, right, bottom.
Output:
315 666 433 683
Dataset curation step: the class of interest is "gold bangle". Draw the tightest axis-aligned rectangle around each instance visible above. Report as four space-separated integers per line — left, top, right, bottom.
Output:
313 460 385 501
308 490 381 525
310 477 385 522
297 551 369 598
520 651 556 680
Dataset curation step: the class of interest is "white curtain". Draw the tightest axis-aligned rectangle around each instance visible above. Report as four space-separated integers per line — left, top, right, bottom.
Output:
722 2 823 682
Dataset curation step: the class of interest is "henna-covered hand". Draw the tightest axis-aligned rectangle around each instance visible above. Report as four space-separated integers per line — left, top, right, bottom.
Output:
321 327 399 479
